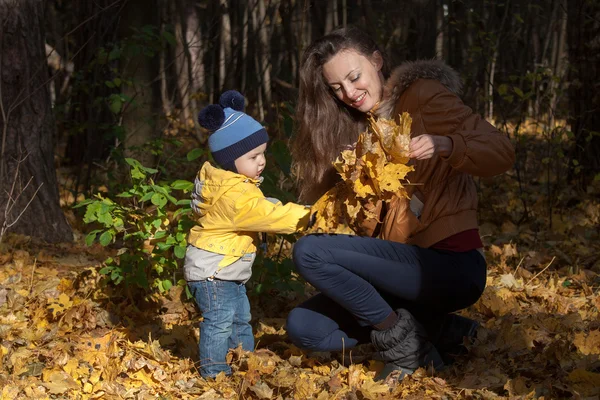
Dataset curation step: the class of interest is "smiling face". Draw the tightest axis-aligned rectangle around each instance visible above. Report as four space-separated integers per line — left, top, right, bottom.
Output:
234 143 267 179
322 49 384 113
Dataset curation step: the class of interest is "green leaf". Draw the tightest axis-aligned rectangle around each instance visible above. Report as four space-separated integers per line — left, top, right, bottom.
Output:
99 230 114 246
108 47 121 61
151 185 169 195
105 80 115 88
498 84 508 96
98 211 113 227
156 242 172 251
162 31 176 46
140 192 154 202
151 193 167 207
176 199 191 206
514 87 524 98
83 203 100 224
113 78 122 87
154 230 168 239
99 266 112 275
187 148 204 161
174 245 186 259
171 180 194 191
515 13 524 23
254 283 263 294
142 165 158 174
109 94 123 114
173 207 190 218
113 217 125 229
111 269 121 281
116 192 133 198
125 158 139 168
162 279 173 291
72 199 93 209
85 231 98 246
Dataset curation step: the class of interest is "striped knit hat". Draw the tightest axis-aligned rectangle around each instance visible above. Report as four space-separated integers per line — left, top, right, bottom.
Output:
197 90 268 172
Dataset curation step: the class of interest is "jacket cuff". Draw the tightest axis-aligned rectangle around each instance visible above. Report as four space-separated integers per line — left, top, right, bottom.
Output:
443 134 467 169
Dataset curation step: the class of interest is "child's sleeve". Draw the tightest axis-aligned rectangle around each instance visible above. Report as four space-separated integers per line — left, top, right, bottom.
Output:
232 188 311 234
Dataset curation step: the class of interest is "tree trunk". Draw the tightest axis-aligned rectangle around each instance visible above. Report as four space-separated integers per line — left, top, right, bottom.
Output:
549 0 568 128
63 0 120 190
119 0 161 166
175 0 193 123
0 0 72 243
435 0 444 59
254 0 272 108
567 0 600 182
218 0 232 91
487 0 510 121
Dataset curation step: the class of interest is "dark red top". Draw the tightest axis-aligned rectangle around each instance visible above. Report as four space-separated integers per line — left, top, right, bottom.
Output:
431 229 483 252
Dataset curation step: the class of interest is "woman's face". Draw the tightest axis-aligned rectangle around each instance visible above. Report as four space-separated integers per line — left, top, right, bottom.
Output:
322 49 383 113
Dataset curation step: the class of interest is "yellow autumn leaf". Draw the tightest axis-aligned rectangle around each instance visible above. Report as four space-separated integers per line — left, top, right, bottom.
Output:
47 293 73 318
369 112 412 163
307 112 414 234
359 379 390 399
42 369 80 394
131 368 157 387
63 358 80 379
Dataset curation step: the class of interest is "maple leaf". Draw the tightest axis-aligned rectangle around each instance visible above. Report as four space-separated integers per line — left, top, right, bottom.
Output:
308 113 415 234
369 113 412 164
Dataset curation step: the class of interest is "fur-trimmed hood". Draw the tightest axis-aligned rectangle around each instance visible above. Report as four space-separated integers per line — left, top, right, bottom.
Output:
376 60 462 118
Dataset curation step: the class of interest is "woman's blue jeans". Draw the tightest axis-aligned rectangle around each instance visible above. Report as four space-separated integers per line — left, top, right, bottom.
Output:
188 279 254 378
286 234 486 352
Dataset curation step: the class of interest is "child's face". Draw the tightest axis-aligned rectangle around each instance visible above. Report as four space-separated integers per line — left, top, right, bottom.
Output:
234 143 267 179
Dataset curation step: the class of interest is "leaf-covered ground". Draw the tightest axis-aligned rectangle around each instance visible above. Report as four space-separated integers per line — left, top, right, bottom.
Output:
1 136 599 399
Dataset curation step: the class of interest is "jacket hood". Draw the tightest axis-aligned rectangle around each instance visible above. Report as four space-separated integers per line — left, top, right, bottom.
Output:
191 162 261 215
376 60 462 118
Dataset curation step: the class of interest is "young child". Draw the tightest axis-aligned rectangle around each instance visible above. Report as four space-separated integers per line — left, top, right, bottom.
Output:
185 90 311 378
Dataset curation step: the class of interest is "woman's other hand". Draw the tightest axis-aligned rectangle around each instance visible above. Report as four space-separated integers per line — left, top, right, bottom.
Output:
408 134 453 160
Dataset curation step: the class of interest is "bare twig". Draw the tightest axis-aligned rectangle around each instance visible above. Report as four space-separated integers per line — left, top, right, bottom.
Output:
514 256 526 277
526 256 556 286
5 183 43 230
28 257 37 295
0 151 43 243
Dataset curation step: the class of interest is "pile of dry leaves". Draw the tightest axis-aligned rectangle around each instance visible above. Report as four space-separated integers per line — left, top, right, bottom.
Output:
1 123 599 399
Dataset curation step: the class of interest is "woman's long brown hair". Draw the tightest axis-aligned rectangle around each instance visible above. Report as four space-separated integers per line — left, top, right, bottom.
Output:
292 27 389 203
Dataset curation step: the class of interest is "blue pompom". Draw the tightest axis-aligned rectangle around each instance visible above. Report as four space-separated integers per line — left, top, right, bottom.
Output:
219 90 245 111
198 104 225 131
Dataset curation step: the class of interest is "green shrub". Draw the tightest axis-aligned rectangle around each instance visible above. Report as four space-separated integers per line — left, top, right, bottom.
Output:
75 157 194 293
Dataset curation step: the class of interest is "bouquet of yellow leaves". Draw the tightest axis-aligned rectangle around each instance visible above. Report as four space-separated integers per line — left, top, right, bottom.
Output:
308 112 414 234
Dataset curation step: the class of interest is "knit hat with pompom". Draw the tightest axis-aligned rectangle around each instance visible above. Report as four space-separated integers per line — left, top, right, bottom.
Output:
197 90 268 172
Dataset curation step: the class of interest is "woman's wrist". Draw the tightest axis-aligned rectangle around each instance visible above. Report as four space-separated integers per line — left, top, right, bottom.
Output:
437 136 453 157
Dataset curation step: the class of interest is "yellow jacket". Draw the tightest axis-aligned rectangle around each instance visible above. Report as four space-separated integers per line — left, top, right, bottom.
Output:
187 162 310 267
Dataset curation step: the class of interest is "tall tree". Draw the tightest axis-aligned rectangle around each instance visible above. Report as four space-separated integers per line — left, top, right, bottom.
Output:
0 0 72 242
118 0 161 165
567 0 600 182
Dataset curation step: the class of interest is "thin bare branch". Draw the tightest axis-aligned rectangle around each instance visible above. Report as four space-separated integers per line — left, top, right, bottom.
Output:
6 183 43 229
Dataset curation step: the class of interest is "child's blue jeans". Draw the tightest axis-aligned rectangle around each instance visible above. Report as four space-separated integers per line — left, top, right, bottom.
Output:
188 279 254 378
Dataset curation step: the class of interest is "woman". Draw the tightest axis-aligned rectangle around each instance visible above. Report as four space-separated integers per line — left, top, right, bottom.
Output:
286 27 515 380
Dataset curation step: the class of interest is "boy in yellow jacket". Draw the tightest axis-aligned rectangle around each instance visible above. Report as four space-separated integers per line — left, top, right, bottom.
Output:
185 90 311 378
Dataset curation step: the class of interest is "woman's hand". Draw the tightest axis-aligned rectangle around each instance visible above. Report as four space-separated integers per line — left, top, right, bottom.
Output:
408 134 453 160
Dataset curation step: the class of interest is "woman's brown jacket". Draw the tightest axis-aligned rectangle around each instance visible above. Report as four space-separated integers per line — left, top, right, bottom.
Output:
360 60 515 248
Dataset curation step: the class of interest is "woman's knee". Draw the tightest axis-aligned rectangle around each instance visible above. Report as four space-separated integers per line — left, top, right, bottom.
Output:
286 307 324 351
292 235 323 272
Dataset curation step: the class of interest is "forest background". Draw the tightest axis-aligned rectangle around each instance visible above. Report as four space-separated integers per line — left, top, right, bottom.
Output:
0 0 599 399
